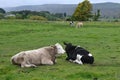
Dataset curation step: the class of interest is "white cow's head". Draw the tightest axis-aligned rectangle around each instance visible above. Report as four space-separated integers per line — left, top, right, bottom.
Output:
55 43 65 54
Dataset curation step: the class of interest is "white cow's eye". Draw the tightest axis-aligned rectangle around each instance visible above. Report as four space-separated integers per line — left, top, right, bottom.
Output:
57 47 60 49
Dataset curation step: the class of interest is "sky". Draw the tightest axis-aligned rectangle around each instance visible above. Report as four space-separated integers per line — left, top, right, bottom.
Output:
0 0 120 8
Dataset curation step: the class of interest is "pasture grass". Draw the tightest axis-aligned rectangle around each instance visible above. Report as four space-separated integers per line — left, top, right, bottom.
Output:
0 20 120 80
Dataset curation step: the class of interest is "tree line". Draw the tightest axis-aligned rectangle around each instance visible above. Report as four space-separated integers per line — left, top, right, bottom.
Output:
0 0 101 21
0 9 67 20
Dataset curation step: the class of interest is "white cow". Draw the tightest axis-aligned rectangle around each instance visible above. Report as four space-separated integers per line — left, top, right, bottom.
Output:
76 22 83 28
11 43 65 68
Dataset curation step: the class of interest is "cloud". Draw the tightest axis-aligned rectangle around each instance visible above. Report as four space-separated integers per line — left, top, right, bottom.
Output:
0 0 120 7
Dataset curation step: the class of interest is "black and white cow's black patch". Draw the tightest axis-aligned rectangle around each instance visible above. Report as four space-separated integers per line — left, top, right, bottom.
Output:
64 42 94 64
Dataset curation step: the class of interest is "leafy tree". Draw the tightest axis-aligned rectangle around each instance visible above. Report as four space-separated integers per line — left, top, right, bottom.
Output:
0 8 6 14
16 14 23 19
39 11 50 17
29 15 47 21
11 10 31 19
64 12 67 17
54 13 64 18
10 10 65 21
72 0 92 21
0 8 5 19
0 13 4 19
93 9 101 21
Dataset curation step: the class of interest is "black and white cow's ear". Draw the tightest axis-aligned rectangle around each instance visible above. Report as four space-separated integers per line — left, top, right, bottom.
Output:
63 42 72 46
63 42 67 45
69 43 72 45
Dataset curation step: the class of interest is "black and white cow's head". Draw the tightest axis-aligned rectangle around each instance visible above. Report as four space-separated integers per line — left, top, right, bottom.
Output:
64 42 94 64
64 42 77 60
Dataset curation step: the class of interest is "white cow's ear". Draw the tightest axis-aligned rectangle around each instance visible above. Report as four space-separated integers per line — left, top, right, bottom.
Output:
51 45 56 49
50 45 54 47
55 43 59 45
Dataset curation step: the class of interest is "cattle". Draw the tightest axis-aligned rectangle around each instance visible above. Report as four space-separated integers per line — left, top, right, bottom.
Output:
70 21 74 26
64 42 94 64
11 43 65 68
76 22 83 28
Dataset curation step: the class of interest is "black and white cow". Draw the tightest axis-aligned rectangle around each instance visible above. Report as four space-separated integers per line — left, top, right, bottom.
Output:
64 42 94 64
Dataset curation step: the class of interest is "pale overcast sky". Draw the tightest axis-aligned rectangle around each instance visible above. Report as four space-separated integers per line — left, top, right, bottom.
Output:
0 0 120 8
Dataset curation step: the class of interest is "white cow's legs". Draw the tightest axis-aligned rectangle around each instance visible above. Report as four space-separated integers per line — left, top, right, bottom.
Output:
21 64 36 68
41 59 54 65
73 59 83 64
21 61 37 68
73 54 83 64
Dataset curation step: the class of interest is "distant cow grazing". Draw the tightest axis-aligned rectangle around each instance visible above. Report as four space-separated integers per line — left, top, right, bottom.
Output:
70 21 74 26
11 43 65 68
76 22 83 28
64 42 94 64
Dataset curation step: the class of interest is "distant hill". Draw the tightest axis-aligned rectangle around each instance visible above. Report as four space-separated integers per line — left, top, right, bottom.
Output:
92 2 120 18
4 4 76 15
4 2 120 18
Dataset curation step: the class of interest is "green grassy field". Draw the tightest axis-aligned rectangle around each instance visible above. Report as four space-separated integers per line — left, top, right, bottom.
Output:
0 20 120 80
